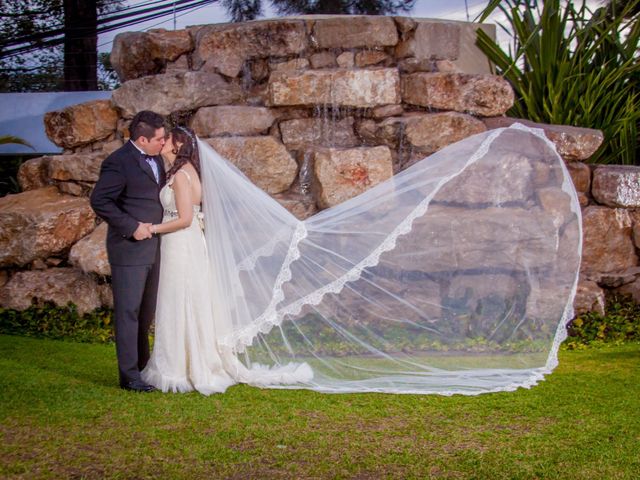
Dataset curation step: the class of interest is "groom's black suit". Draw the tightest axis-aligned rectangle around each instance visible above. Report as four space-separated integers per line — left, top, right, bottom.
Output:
90 141 166 386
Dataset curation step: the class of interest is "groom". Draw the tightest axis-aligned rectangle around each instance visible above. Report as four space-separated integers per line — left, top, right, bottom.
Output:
90 110 166 392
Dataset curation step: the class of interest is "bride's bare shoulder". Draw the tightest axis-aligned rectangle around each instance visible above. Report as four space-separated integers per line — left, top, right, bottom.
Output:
176 164 199 183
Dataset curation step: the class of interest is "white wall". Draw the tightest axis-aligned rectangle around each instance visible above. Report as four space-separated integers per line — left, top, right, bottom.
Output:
0 91 112 155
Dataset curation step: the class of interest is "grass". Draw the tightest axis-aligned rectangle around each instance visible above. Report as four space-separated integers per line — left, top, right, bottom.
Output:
1 335 638 479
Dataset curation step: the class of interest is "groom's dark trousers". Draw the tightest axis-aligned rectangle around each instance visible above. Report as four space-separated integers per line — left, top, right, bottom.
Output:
90 141 165 385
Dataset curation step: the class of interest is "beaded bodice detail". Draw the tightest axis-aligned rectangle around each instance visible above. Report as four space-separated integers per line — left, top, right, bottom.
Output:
159 169 203 225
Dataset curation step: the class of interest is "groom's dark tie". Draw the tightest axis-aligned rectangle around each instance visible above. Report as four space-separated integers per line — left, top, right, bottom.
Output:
143 154 159 183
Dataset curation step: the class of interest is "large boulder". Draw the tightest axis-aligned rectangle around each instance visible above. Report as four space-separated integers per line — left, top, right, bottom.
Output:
0 268 103 315
165 54 190 75
270 58 310 72
328 68 400 107
111 29 193 81
594 267 640 288
370 104 404 119
355 50 390 68
395 21 460 61
268 68 400 108
536 186 577 229
0 187 96 267
565 161 591 193
69 223 110 277
311 16 398 49
356 117 406 149
98 284 114 309
526 279 574 322
337 275 442 325
112 71 243 117
309 51 337 69
44 100 118 149
434 151 535 206
336 51 354 68
313 146 394 208
47 152 108 183
592 165 640 208
614 277 640 304
395 19 496 74
482 117 604 162
581 206 638 273
17 156 51 191
384 205 560 273
402 73 514 117
573 278 606 316
404 112 486 155
447 273 526 335
272 193 318 220
272 71 328 107
205 136 297 194
279 117 359 150
191 106 276 137
192 20 308 77
448 23 496 75
356 112 485 157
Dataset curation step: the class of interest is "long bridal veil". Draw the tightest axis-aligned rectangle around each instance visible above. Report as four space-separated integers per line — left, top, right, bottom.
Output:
198 123 582 395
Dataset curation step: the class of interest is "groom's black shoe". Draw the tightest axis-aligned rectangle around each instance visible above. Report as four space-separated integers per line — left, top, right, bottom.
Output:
120 380 156 393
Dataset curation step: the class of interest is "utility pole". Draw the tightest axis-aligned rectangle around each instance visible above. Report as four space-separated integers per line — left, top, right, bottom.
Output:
173 1 177 30
63 0 98 91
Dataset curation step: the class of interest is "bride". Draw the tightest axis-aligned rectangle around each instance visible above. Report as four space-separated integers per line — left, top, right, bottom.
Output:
140 126 235 394
141 126 311 394
143 123 581 396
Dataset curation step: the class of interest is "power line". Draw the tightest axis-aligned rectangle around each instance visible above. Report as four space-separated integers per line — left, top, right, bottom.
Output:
1 0 212 49
100 0 217 47
0 0 218 58
1 0 217 55
1 0 209 65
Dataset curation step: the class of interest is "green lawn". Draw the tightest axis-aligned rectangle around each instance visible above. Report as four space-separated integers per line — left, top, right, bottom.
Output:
1 335 638 479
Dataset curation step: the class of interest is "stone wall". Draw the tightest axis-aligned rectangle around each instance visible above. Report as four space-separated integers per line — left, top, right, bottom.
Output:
1 15 639 317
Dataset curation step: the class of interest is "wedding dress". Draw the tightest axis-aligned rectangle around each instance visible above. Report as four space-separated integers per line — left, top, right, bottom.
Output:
142 170 312 395
141 170 236 394
151 123 582 396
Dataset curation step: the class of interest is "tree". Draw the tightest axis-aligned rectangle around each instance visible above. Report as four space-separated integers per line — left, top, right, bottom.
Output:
0 0 122 92
63 0 98 90
221 0 415 21
271 0 415 16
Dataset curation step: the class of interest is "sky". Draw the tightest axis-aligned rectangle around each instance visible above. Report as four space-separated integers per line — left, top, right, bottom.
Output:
97 0 494 53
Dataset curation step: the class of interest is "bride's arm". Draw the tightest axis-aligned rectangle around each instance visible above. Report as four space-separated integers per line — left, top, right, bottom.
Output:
150 171 194 235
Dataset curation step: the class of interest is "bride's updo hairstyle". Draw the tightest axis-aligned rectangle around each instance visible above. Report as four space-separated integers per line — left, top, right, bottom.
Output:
166 125 201 179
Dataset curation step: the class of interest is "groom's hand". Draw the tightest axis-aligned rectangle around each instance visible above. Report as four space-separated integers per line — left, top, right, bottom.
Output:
133 222 152 240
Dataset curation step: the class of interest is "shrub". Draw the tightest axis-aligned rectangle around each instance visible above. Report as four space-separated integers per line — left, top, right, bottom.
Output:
566 294 640 349
0 302 114 343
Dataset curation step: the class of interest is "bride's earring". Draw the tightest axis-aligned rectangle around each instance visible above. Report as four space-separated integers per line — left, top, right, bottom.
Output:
172 148 179 155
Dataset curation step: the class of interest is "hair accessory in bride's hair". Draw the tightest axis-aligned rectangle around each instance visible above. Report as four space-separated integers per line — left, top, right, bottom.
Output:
176 125 197 149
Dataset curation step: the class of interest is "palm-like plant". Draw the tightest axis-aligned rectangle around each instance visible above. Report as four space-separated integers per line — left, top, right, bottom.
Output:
477 0 640 165
0 135 33 196
0 135 33 149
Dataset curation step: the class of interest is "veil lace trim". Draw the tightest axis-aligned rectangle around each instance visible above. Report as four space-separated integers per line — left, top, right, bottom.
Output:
236 227 296 271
